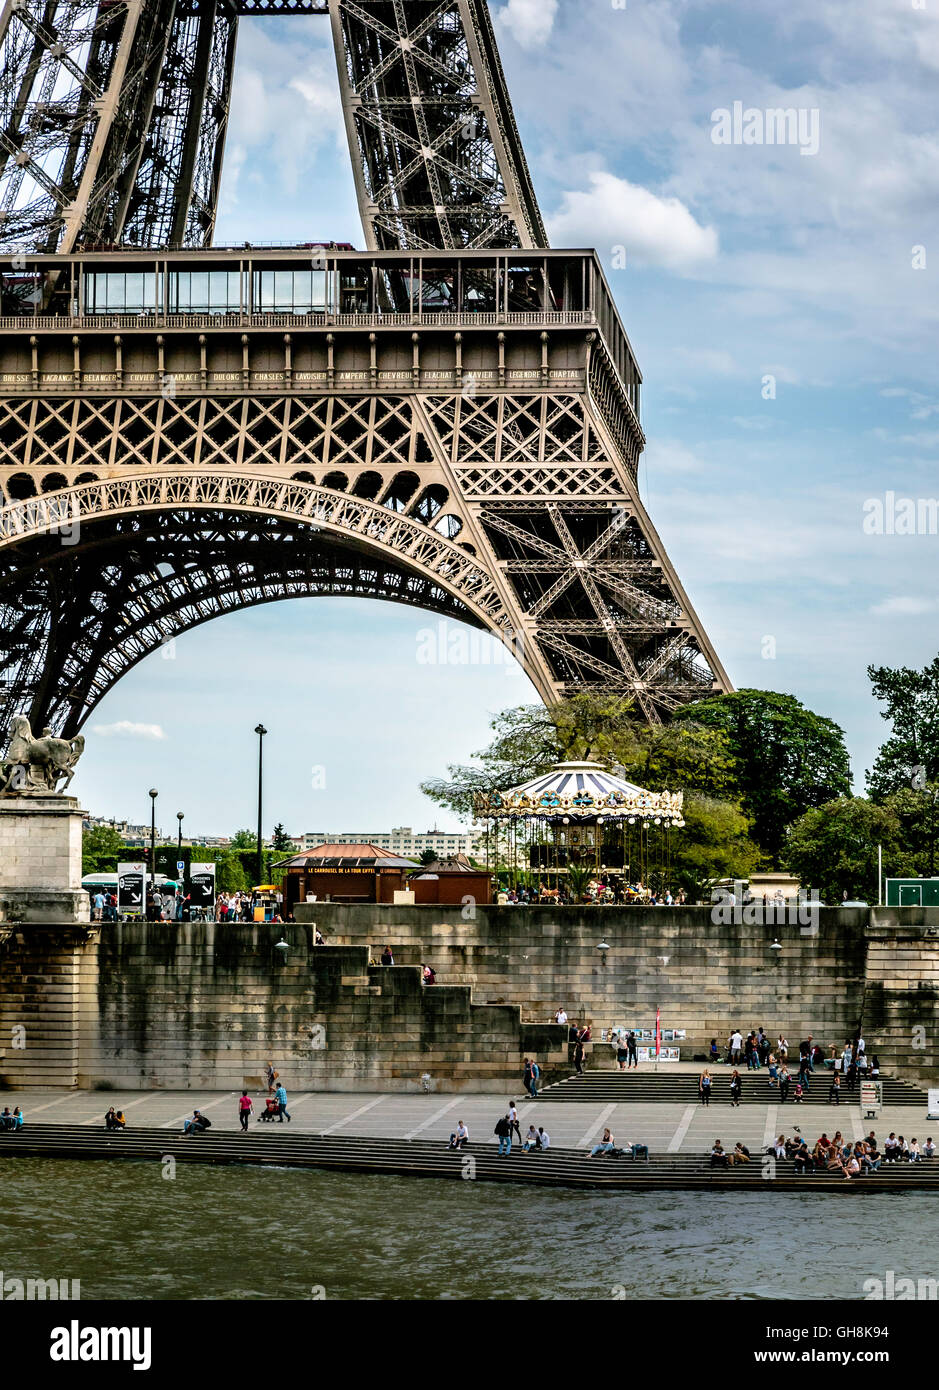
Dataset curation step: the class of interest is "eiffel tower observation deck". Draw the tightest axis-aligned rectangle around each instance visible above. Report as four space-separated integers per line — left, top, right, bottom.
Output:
0 1 731 736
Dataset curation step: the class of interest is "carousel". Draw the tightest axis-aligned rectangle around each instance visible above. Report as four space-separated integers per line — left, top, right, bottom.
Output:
473 761 684 902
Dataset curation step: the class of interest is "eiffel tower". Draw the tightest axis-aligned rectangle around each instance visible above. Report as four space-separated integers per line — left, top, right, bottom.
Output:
0 0 730 736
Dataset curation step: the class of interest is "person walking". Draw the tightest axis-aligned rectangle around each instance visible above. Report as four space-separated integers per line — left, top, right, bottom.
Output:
238 1090 253 1132
266 1061 277 1095
508 1100 522 1146
797 1050 811 1091
828 1072 841 1105
573 1036 586 1075
779 1067 791 1104
699 1069 712 1106
274 1081 291 1122
729 1069 742 1107
494 1112 512 1156
627 1031 638 1068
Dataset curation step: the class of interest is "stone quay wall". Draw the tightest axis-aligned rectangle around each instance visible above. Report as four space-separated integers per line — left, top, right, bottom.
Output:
298 903 939 1085
0 921 566 1093
1 907 937 1090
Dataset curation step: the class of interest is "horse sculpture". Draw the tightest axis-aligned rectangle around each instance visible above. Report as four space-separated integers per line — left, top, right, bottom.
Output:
0 716 85 794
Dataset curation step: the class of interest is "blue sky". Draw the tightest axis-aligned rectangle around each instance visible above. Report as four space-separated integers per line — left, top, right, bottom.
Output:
72 0 939 837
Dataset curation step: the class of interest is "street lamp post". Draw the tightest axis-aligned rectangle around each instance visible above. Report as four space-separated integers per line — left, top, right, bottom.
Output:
255 724 267 888
177 811 184 859
149 788 158 904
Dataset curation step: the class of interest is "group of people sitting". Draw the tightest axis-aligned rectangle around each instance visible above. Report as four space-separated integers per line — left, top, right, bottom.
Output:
801 1131 934 1176
0 1106 23 1131
104 1107 126 1130
709 1140 752 1165
710 1129 936 1177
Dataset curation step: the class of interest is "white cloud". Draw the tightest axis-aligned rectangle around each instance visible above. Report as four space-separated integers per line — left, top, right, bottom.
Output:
547 172 718 272
92 722 167 741
675 346 738 375
496 0 558 49
221 26 345 211
870 596 938 617
644 439 707 473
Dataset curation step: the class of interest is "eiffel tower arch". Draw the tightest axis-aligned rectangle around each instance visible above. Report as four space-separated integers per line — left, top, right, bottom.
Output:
0 1 731 738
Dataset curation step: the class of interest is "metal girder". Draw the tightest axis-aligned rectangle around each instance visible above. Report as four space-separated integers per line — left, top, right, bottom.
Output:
0 0 544 251
0 508 481 733
329 0 546 249
0 0 178 252
120 1 238 248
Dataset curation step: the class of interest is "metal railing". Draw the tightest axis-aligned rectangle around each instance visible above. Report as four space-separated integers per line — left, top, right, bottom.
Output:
0 309 596 332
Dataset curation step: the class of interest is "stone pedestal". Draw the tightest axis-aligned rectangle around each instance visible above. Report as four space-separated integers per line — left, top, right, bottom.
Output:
0 793 89 923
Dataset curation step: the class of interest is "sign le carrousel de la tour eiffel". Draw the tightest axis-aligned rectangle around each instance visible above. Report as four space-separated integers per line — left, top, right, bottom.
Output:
0 0 730 735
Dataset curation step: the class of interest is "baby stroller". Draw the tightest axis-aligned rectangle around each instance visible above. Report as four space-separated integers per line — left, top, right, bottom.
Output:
257 1097 280 1123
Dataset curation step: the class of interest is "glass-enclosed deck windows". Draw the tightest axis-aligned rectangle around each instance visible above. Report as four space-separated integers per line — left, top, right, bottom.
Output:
252 268 331 314
83 271 161 314
169 270 242 313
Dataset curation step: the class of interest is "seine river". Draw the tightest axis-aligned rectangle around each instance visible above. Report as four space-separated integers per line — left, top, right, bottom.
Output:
1 1157 933 1301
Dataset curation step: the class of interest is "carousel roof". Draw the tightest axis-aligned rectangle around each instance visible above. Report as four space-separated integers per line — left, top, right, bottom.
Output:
474 761 684 823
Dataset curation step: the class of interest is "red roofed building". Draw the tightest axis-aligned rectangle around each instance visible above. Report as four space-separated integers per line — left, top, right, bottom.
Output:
272 842 416 909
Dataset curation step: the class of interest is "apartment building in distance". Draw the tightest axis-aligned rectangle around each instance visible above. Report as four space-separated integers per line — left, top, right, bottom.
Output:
290 826 485 861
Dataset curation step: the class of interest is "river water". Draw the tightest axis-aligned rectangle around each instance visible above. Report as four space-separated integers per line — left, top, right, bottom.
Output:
1 1157 934 1300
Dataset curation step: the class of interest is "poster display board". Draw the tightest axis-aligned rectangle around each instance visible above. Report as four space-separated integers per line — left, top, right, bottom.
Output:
117 863 146 918
189 862 216 912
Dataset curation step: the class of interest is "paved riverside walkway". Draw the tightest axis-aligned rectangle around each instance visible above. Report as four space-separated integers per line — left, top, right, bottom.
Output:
2 1086 933 1154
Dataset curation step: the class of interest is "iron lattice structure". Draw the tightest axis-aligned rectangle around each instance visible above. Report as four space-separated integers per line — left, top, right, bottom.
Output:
0 3 730 737
0 0 543 253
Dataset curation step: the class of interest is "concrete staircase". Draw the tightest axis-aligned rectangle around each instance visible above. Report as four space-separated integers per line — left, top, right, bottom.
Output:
5 1123 939 1190
535 1070 929 1105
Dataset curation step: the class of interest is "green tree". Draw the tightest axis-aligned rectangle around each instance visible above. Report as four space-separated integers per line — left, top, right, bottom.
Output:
882 783 939 877
421 694 735 820
670 794 761 902
784 797 911 904
673 689 851 866
867 657 939 798
419 848 438 866
270 823 297 854
621 722 738 798
214 849 248 893
81 824 126 875
230 828 257 851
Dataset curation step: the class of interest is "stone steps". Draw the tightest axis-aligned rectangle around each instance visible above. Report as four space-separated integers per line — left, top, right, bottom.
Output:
535 1071 929 1105
4 1123 939 1191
